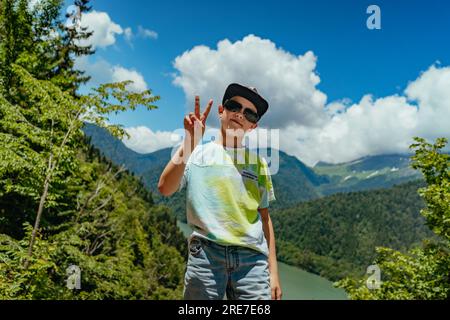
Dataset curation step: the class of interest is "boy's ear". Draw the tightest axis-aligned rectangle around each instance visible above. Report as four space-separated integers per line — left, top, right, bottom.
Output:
218 104 223 117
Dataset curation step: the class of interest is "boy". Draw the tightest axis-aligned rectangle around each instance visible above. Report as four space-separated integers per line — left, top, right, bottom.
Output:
158 83 282 300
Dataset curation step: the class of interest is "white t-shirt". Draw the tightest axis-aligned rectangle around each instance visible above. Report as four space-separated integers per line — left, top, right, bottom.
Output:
178 141 276 256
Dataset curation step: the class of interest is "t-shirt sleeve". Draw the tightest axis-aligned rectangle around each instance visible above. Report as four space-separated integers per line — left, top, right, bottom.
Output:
258 157 276 209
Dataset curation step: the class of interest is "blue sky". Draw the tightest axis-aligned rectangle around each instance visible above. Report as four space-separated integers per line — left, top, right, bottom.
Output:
66 0 450 165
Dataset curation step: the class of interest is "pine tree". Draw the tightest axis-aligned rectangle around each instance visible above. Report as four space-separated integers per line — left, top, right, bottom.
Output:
1 1 185 299
0 0 95 102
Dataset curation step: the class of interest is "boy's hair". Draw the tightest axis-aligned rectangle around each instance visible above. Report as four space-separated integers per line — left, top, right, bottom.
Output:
222 83 269 119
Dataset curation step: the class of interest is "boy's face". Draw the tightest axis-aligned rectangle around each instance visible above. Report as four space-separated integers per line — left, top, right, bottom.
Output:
218 96 258 136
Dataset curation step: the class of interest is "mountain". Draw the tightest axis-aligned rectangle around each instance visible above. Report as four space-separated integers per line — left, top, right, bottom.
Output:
273 179 432 281
314 154 421 195
82 122 166 176
83 123 423 206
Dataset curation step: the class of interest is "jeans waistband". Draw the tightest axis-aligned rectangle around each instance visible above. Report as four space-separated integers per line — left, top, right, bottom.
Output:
191 235 259 254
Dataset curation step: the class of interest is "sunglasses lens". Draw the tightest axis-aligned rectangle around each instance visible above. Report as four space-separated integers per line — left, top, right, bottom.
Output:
224 100 259 123
224 100 242 112
244 110 259 123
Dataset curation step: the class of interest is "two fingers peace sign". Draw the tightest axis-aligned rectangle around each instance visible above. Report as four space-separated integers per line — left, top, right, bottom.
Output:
184 95 213 136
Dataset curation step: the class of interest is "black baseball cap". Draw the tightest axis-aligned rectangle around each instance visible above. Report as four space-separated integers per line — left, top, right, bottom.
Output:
222 83 269 119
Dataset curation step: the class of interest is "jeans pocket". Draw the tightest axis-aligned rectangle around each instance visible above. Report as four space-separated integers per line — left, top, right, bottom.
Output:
188 237 203 257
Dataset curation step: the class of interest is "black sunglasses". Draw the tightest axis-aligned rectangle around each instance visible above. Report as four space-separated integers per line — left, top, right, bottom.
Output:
223 99 260 124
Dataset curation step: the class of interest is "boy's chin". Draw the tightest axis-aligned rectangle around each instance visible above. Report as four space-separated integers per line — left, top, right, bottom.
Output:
223 125 247 137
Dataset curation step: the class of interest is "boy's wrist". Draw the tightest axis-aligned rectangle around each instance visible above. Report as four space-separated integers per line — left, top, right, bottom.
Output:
181 136 198 162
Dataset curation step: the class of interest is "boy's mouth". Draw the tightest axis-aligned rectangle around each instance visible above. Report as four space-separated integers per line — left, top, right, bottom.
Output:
230 119 242 127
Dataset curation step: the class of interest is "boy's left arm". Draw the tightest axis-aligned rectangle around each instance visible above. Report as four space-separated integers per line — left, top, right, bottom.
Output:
259 207 282 300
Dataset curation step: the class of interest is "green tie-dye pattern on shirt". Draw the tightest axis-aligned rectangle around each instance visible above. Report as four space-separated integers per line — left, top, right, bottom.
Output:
183 142 275 255
204 175 249 241
215 150 261 239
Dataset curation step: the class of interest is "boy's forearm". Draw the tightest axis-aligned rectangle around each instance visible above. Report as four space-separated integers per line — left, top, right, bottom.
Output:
158 137 195 196
260 209 279 276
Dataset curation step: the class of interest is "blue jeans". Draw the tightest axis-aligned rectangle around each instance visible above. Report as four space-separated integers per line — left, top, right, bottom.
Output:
183 235 271 300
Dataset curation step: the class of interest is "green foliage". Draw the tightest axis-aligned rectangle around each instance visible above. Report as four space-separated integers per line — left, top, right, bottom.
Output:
410 137 450 240
0 0 94 98
0 135 187 299
0 62 159 237
0 223 59 299
336 242 449 300
335 137 450 299
271 180 431 281
0 0 186 299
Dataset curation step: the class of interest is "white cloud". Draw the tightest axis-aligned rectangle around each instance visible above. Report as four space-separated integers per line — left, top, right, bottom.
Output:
111 66 148 92
76 11 123 49
281 94 420 166
172 34 328 129
138 26 158 39
285 65 450 166
122 26 158 45
122 126 180 154
171 35 450 166
64 9 158 49
75 56 148 92
124 27 133 42
405 65 450 138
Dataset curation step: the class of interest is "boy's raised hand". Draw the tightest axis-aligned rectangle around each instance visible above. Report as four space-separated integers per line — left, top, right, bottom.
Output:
184 95 213 143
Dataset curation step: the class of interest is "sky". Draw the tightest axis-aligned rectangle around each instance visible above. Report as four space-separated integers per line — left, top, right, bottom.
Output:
58 0 450 166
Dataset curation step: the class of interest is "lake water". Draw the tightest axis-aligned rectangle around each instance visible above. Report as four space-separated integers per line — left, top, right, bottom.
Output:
177 221 347 300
